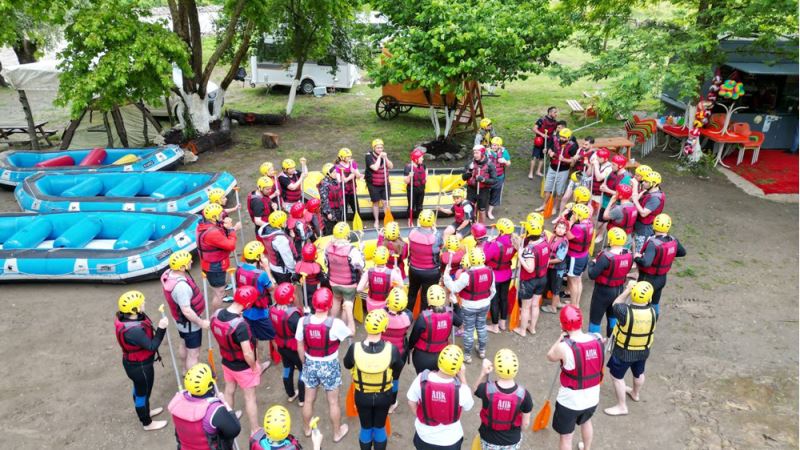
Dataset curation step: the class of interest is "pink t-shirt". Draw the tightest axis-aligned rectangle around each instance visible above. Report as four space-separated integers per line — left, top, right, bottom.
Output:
567 222 589 258
487 234 513 282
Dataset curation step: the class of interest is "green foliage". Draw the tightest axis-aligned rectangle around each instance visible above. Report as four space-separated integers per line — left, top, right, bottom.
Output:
0 0 71 58
680 152 716 178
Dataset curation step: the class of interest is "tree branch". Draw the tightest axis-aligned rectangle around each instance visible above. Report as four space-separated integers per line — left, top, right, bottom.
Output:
220 19 254 90
201 0 247 91
182 0 203 95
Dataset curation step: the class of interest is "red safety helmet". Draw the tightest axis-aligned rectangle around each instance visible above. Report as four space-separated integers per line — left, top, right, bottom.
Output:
471 222 487 240
290 202 305 219
560 304 583 332
534 136 545 148
312 287 333 312
596 148 610 160
611 154 627 168
616 183 633 200
274 282 296 306
234 285 259 309
410 147 425 163
301 242 317 262
306 198 321 213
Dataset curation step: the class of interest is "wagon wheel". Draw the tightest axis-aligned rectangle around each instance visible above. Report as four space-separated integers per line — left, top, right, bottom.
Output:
375 95 401 120
399 105 412 113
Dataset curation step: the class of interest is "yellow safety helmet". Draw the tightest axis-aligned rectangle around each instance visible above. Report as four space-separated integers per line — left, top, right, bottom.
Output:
438 344 464 376
527 212 544 226
460 256 471 270
243 240 266 261
259 161 275 176
338 148 352 160
208 188 226 204
493 348 519 380
573 186 591 204
635 164 652 178
445 235 461 252
570 172 580 184
559 128 573 139
373 246 389 265
372 138 384 148
364 309 389 335
571 203 591 221
490 136 503 146
462 235 477 251
202 203 224 222
525 219 543 237
257 176 274 190
631 281 654 304
468 247 486 267
496 218 515 235
184 363 214 396
169 250 193 271
644 170 662 186
333 222 350 239
653 213 672 233
268 210 288 229
118 290 145 314
427 285 447 308
384 222 400 241
362 240 377 261
263 405 291 442
418 210 436 228
386 287 408 312
282 159 296 171
479 118 492 129
452 188 466 199
607 227 627 247
322 163 335 177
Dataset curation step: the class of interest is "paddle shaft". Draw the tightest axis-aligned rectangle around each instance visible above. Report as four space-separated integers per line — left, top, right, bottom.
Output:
383 158 393 224
159 306 182 390
434 168 455 222
234 187 246 243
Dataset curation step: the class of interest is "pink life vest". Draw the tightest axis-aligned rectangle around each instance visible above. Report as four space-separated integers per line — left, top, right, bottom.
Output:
211 310 254 363
639 236 678 276
594 250 633 287
408 228 440 270
460 266 494 301
246 190 271 223
487 235 515 272
441 249 465 274
302 316 339 357
488 149 506 177
567 220 593 255
560 336 604 390
261 227 297 270
235 265 271 308
168 391 224 450
367 267 392 302
416 370 462 426
548 235 567 268
478 381 525 431
453 200 470 224
382 310 411 356
279 172 302 203
295 261 322 285
162 270 205 325
520 239 550 280
270 306 299 351
637 191 665 225
114 315 156 362
325 242 359 285
414 310 452 353
611 202 638 235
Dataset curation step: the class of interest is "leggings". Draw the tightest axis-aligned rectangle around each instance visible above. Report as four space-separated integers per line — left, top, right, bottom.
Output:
344 191 358 216
412 349 440 375
406 187 425 218
489 280 511 324
122 360 156 426
278 347 305 402
390 351 407 405
355 391 393 450
408 267 441 313
589 284 624 336
462 305 489 354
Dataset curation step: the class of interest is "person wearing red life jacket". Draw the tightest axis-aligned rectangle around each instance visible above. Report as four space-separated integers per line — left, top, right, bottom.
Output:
597 153 631 244
208 187 239 222
408 285 464 375
269 282 306 406
115 290 169 431
546 305 604 450
377 221 409 282
603 184 638 250
587 228 633 337
540 217 569 315
559 137 595 214
381 287 414 413
587 147 612 216
237 241 277 369
635 214 685 317
248 176 279 235
632 170 666 253
287 202 311 255
161 250 209 372
404 147 428 220
469 221 490 252
366 138 395 229
472 349 533 449
444 248 495 364
407 209 443 313
198 203 241 311
211 285 262 433
529 106 558 179
325 222 364 333
406 345 474 450
631 164 652 199
484 218 518 334
168 363 241 449
438 188 474 242
514 219 550 336
296 242 327 310
463 145 497 224
295 287 353 442
250 404 324 450
486 136 511 220
565 204 594 308
334 148 364 217
304 197 324 240
357 246 403 312
317 163 344 235
537 128 579 214
258 210 298 285
277 158 308 212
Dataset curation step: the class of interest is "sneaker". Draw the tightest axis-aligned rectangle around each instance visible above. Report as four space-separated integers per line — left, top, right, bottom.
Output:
464 354 473 364
149 407 163 417
478 350 486 359
222 296 234 303
143 420 168 431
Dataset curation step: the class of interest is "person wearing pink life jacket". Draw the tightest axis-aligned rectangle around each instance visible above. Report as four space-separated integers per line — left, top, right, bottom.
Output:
325 222 364 333
318 163 344 235
296 243 327 310
514 219 550 337
269 282 306 406
248 176 279 236
408 285 463 375
365 138 395 229
546 305 604 450
486 136 511 220
168 363 241 449
334 148 364 217
198 203 241 311
632 170 666 254
115 290 169 431
237 241 277 369
287 202 311 255
357 246 403 312
587 147 612 217
161 250 209 372
565 204 594 308
541 218 569 315
484 218 518 334
381 287 414 413
472 349 533 450
277 158 308 212
597 153 631 244
462 145 497 224
603 183 638 251
376 221 409 282
588 228 633 337
258 210 298 285
295 287 353 442
635 214 685 317
407 209 443 313
406 344 474 450
438 188 474 242
211 285 263 434
405 147 428 220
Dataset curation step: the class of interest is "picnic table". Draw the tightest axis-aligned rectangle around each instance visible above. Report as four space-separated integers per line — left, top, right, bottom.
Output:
700 128 750 168
593 137 641 169
0 121 56 147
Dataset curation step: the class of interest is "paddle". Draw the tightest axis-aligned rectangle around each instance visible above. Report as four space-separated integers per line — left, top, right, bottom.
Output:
434 169 455 223
352 178 363 232
471 435 481 450
233 186 245 243
543 147 562 219
407 170 414 227
158 304 183 390
533 366 561 432
346 382 358 417
540 133 549 198
201 273 217 375
383 159 394 226
507 226 525 331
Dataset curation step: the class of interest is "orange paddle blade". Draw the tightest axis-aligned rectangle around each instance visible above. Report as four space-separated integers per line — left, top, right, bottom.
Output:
412 291 421 320
384 206 394 226
346 383 358 417
270 341 281 363
208 349 217 375
385 415 391 436
532 400 552 431
542 196 555 219
508 296 520 331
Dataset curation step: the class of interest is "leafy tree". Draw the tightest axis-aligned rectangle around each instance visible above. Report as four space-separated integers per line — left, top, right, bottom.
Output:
0 0 68 64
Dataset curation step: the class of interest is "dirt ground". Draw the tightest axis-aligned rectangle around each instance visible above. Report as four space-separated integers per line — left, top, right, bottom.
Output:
0 115 797 450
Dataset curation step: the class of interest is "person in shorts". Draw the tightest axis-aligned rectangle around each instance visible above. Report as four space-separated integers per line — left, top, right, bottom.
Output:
438 188 473 241
161 251 209 372
514 219 550 336
529 106 559 179
542 219 569 314
565 204 594 306
462 146 497 224
365 138 394 229
537 128 578 213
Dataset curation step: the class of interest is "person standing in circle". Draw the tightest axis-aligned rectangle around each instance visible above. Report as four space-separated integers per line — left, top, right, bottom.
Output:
405 147 428 220
161 250 208 372
529 106 558 179
487 136 511 220
408 285 463 374
407 210 443 313
366 138 394 229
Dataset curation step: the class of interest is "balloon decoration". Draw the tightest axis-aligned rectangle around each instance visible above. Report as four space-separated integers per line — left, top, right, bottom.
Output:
682 69 744 157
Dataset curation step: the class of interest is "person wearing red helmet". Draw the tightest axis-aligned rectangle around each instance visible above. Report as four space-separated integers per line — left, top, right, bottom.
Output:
287 202 311 255
603 184 638 250
211 285 263 433
463 146 497 224
470 222 490 249
269 282 306 405
304 197 324 239
236 241 277 371
546 305 604 450
365 138 395 229
542 219 570 314
296 243 326 308
529 106 558 179
295 287 353 442
597 153 631 244
404 147 428 220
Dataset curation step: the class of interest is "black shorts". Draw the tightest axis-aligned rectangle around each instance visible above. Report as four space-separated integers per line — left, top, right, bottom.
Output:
607 354 647 379
204 269 227 288
178 329 203 349
367 184 389 202
245 316 276 341
519 276 547 299
547 268 565 297
467 186 491 211
552 402 597 435
271 271 293 284
531 145 544 159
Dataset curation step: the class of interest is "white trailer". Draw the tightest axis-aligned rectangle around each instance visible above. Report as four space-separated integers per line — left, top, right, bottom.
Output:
247 54 360 94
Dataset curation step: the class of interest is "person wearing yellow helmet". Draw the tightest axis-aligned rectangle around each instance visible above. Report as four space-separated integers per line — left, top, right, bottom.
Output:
604 280 658 417
633 170 665 254
602 183 637 252
198 203 241 310
463 145 498 224
408 285 463 374
475 117 497 147
260 161 276 177
317 162 344 235
325 222 365 333
236 240 279 370
333 148 364 219
632 164 652 197
529 106 559 179
248 176 279 235
161 250 209 372
440 234 466 278
541 219 570 315
635 213 686 316
376 221 409 283
536 120 580 214
365 138 395 229
484 218 517 334
564 203 595 308
356 246 403 312
597 153 631 246
381 287 414 412
407 209 444 314
439 187 474 242
258 210 298 286
486 136 511 220
277 157 308 212
515 218 551 336
558 136 595 214
114 290 170 430
587 227 633 336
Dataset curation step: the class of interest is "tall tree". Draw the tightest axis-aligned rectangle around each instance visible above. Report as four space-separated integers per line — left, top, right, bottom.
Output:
0 0 68 64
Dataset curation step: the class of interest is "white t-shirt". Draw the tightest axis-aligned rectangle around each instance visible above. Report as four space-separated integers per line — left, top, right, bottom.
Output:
406 371 474 446
556 332 602 411
170 278 196 334
294 315 352 362
443 267 495 311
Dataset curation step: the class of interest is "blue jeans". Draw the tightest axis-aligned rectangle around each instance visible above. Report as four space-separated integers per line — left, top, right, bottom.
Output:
462 305 490 354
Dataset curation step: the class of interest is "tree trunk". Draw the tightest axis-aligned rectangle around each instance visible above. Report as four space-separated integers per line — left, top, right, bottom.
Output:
285 59 307 116
12 38 38 64
102 112 114 147
60 108 89 150
184 92 211 134
0 62 7 88
428 106 441 138
211 88 226 120
110 106 129 147
17 90 39 150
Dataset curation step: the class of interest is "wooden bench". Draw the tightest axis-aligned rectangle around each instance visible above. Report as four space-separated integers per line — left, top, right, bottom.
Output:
566 99 585 117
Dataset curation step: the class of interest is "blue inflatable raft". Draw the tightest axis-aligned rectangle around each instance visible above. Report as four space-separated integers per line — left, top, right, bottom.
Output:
0 212 198 282
0 146 184 187
15 171 237 213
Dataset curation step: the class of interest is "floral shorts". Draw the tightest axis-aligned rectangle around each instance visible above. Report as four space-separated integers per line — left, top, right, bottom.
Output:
301 358 342 391
481 437 522 450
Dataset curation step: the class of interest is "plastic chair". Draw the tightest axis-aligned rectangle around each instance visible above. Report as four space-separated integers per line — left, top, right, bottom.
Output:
730 122 751 137
736 131 764 165
707 113 726 132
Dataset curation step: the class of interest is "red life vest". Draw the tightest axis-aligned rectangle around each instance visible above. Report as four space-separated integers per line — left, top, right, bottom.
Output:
560 336 604 390
487 236 515 272
211 310 254 363
325 242 359 285
318 178 343 210
261 227 297 270
336 163 357 194
168 391 224 450
478 381 525 431
304 210 323 237
114 315 156 362
279 172 302 203
567 221 593 254
441 250 464 274
637 191 665 225
377 235 407 276
270 306 299 351
302 316 339 357
548 236 567 268
594 250 633 287
550 140 575 170
407 163 427 188
639 236 678 276
521 239 550 280
489 149 506 177
460 266 494 301
414 310 452 353
537 116 558 137
453 200 471 224
408 228 440 270
468 160 491 189
197 222 230 264
246 191 271 223
591 163 610 195
162 270 205 325
605 170 628 193
382 311 411 355
610 202 638 234
416 370 462 426
287 215 310 242
367 153 387 186
367 267 392 301
295 261 322 285
235 265 271 308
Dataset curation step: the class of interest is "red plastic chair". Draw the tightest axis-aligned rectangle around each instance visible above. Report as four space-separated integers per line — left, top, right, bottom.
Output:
707 113 726 132
730 122 751 137
736 131 764 165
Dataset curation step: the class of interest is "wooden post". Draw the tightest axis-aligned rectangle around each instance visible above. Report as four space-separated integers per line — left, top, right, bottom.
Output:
59 107 88 150
261 132 279 149
111 106 129 147
17 90 39 150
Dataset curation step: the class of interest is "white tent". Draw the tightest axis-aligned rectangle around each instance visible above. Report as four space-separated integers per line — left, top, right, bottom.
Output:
1 60 61 91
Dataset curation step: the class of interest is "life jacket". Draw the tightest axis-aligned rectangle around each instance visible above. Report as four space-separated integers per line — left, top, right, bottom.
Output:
550 140 576 170
235 265 271 308
441 249 465 274
302 316 339 357
336 163 356 194
269 306 299 351
211 310 254 363
377 235 407 276
488 149 506 177
594 250 633 287
383 311 411 355
548 236 567 268
487 235 515 272
639 236 678 276
287 215 310 243
304 210 323 238
114 315 156 362
279 172 302 203
318 178 343 210
197 221 230 264
605 170 628 194
591 163 611 195
246 191 271 223
537 116 558 137
453 200 471 224
614 305 656 351
407 163 427 188
168 391 224 450
414 310 452 353
261 227 297 270
416 370 462 426
560 335 604 390
325 242 359 285
162 270 205 325
567 220 593 254
295 261 322 285
478 381 525 431
610 202 638 234
637 191 665 225
352 342 393 393
249 431 300 450
408 228 440 270
367 267 392 301
367 153 387 186
467 160 491 189
520 239 550 280
460 266 494 301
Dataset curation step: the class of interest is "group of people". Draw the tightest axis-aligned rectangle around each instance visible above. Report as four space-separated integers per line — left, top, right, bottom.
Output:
113 123 687 450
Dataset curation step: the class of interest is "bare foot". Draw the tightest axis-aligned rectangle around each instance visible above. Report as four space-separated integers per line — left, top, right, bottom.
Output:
512 327 526 337
526 328 537 335
603 405 629 416
388 401 399 414
333 424 350 443
143 420 168 431
625 386 640 402
537 172 544 177
528 174 534 180
534 205 545 212
487 325 500 334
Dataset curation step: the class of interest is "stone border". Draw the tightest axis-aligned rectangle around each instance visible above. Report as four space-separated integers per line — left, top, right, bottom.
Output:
718 166 798 203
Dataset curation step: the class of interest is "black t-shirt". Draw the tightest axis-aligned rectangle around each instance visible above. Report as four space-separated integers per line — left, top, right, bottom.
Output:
365 152 384 184
217 309 253 371
119 314 166 365
474 381 534 445
407 308 463 350
249 194 266 219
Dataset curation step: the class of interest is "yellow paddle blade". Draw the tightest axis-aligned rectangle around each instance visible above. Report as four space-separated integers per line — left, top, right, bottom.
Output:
588 229 597 256
354 293 365 323
471 435 481 450
353 209 364 232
